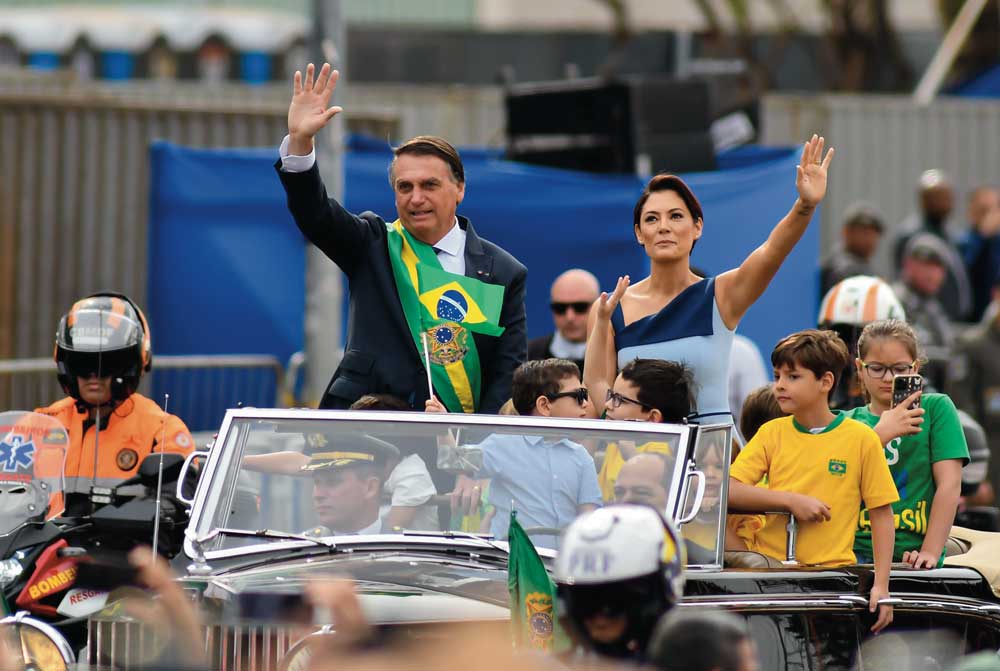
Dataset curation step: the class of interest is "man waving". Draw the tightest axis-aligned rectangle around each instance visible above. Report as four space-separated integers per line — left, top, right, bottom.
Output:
275 63 527 412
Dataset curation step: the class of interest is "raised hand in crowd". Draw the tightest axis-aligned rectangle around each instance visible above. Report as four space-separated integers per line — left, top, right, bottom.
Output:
287 62 342 156
584 274 630 416
129 546 208 669
795 134 834 208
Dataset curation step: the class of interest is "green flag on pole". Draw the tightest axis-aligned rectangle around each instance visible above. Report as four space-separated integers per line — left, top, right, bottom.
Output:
507 511 569 652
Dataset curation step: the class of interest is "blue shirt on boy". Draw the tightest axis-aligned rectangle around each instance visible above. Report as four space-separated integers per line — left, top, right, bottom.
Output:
479 434 602 549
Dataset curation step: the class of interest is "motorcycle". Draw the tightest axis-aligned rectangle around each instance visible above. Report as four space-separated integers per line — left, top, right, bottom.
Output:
0 410 192 669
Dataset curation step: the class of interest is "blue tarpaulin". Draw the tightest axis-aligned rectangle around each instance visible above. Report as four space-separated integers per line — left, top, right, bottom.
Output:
148 138 817 428
950 63 1000 98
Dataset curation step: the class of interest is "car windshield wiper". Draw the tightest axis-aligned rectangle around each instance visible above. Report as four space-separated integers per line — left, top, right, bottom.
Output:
191 527 338 551
399 529 507 554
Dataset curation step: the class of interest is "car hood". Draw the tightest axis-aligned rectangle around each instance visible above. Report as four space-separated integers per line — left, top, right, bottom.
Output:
193 550 511 624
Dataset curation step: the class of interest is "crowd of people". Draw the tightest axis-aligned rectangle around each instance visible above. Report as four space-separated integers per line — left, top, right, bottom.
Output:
15 61 1000 669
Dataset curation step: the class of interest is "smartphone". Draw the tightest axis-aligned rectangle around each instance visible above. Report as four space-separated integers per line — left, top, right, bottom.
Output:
234 591 314 625
891 374 924 410
74 560 143 592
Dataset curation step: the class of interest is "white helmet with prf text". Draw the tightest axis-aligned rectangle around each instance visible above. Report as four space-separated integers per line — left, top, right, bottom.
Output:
554 505 685 660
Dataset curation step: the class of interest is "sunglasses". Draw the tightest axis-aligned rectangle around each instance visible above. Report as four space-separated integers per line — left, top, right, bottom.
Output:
546 387 590 405
550 302 591 316
605 389 646 409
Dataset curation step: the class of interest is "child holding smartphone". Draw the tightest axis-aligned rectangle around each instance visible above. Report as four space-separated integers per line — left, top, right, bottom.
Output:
846 319 969 568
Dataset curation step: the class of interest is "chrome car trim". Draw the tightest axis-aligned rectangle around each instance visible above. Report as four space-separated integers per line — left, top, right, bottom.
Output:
193 533 519 562
676 466 706 525
177 449 209 506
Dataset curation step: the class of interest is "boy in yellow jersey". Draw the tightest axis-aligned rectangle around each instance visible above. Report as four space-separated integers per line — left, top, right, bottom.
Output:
728 329 898 633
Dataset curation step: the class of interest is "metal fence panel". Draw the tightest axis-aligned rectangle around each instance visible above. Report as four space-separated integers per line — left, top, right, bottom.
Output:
0 354 283 432
762 94 1000 277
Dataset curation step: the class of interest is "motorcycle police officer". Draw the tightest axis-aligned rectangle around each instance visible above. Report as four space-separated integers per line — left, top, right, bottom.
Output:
554 504 686 662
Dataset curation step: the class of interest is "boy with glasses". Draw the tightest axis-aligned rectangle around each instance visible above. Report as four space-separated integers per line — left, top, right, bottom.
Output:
598 359 694 500
427 358 601 548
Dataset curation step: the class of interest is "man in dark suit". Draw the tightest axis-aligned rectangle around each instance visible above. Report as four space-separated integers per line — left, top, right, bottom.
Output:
276 63 526 413
527 269 599 372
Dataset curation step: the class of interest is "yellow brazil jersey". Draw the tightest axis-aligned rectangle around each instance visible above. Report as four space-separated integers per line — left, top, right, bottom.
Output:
729 413 898 567
598 440 673 502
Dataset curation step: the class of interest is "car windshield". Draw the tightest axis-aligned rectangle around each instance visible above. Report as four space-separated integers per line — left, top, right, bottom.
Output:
188 409 727 566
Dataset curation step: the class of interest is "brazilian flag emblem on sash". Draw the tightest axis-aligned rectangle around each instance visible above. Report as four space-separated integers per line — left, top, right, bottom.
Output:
386 221 505 413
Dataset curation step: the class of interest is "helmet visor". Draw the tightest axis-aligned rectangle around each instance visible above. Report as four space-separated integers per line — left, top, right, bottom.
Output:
58 304 142 354
61 347 137 380
561 575 659 618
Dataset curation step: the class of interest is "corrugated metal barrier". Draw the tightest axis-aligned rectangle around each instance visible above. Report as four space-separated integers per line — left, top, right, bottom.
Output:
762 94 1000 275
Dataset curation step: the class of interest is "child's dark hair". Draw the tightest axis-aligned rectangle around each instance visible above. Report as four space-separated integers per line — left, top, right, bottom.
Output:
739 385 786 443
619 359 694 423
771 329 851 391
856 319 922 361
512 359 581 415
350 394 411 411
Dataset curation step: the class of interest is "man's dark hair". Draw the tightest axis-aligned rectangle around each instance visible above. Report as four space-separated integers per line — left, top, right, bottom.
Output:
739 384 786 443
647 610 751 671
771 329 850 394
511 359 581 415
390 135 465 185
620 359 694 422
350 394 411 411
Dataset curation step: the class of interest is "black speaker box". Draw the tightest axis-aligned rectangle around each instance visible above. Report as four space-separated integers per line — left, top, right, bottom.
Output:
505 76 717 174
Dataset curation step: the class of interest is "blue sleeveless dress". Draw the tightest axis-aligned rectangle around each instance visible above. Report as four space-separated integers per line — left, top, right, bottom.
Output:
611 277 735 422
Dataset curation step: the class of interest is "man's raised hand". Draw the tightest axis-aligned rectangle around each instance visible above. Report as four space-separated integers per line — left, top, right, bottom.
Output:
287 62 343 155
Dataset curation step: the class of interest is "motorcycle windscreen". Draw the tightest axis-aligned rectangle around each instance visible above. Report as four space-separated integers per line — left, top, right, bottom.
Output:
0 411 68 535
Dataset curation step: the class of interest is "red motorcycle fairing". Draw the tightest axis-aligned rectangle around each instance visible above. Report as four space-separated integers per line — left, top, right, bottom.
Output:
15 539 80 617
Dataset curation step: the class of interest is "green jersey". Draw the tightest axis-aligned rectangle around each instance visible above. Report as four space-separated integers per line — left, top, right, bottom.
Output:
846 393 969 562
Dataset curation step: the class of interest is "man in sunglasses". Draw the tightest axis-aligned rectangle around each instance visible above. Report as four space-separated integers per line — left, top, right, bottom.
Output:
528 269 600 372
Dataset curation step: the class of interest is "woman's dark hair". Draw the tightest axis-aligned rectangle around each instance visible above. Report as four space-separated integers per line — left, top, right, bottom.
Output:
647 610 751 671
620 359 694 423
633 174 705 253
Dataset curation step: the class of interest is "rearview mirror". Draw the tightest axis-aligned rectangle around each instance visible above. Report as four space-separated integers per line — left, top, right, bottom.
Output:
136 453 185 486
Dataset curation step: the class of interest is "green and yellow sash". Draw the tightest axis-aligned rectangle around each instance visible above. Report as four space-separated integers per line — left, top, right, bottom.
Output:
386 221 505 413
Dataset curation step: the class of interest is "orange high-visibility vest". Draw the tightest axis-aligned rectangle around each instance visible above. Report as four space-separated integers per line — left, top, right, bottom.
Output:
34 393 195 494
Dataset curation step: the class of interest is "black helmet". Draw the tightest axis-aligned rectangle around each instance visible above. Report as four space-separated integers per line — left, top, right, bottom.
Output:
54 293 152 406
554 505 685 660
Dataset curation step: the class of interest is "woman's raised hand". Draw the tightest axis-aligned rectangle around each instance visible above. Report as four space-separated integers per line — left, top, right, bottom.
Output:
288 63 343 148
596 275 630 322
795 134 835 207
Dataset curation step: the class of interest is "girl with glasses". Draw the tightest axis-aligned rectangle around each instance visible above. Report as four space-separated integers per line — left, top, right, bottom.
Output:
845 319 969 568
585 136 834 427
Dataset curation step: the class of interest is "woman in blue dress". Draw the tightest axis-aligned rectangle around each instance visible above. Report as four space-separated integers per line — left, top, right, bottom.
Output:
585 135 834 423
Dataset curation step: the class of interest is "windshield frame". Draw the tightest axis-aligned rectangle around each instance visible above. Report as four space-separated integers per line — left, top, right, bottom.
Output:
184 407 700 560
